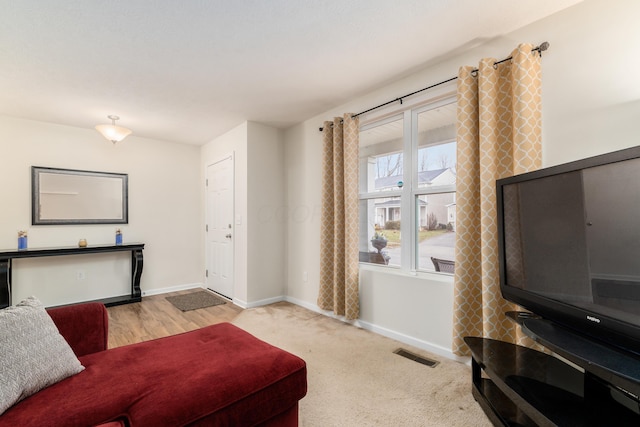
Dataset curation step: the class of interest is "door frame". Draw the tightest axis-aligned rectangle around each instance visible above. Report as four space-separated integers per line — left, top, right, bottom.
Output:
205 153 235 300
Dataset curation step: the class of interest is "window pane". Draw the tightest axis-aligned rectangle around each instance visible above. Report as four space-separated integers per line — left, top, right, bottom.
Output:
358 98 457 272
417 140 456 189
359 197 401 267
415 102 456 273
416 193 456 272
359 117 404 194
416 103 456 181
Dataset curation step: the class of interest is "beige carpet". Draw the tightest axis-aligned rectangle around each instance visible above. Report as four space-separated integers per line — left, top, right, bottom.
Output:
232 302 491 427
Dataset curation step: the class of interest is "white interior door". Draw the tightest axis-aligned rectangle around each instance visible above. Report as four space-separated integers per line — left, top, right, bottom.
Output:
206 156 234 299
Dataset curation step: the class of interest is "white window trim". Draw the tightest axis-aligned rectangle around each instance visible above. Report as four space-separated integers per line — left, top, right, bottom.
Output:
358 87 457 275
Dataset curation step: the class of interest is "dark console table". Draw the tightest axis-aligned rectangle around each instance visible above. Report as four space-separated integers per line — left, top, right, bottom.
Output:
465 326 640 426
0 243 144 308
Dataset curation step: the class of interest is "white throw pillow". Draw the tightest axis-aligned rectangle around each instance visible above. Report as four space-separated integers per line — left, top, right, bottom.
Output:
0 296 84 415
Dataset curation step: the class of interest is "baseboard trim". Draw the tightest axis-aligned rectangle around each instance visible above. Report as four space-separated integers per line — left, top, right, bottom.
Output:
357 319 468 363
144 285 287 309
141 283 203 297
283 295 321 313
284 295 467 363
233 295 286 309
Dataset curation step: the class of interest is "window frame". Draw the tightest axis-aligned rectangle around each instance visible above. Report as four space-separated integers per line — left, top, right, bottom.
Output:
358 93 457 274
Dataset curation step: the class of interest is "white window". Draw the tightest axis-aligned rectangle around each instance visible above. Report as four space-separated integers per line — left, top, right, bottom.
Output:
358 97 456 273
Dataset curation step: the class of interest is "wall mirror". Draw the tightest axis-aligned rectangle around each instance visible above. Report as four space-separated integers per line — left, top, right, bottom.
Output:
32 166 128 225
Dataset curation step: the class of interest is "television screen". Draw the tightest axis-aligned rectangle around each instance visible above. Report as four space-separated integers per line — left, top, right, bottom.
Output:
497 146 640 357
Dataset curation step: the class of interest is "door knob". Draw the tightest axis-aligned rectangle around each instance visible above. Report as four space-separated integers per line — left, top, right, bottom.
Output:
225 234 232 239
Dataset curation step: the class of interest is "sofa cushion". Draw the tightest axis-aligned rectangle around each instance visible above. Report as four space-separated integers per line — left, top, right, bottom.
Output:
47 302 109 357
0 297 84 416
1 322 307 426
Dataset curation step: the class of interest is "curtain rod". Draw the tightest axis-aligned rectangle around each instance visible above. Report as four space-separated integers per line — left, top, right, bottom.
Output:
319 42 549 131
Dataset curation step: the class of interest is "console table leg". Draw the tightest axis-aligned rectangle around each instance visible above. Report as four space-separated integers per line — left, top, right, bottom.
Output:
0 258 10 309
131 249 143 299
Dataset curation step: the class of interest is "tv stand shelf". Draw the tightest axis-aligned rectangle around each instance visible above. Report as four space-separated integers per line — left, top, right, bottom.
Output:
465 337 640 426
521 317 640 399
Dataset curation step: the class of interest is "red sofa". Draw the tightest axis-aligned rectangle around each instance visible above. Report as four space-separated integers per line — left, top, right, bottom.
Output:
0 302 307 426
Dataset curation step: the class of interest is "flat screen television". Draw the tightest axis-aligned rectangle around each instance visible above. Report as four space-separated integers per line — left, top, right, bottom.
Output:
497 145 640 359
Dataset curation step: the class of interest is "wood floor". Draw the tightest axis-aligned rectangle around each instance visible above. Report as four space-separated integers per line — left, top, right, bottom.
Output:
107 289 244 348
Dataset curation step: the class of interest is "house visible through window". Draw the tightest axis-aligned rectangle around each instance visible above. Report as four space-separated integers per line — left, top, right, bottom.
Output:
358 97 456 273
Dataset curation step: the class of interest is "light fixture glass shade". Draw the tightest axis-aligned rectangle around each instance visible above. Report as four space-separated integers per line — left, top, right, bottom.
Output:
95 115 132 144
95 124 132 143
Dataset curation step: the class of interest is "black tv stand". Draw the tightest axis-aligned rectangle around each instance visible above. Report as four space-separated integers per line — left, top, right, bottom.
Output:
521 316 640 400
465 314 640 426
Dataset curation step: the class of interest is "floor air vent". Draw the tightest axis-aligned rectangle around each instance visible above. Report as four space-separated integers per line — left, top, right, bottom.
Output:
394 348 439 368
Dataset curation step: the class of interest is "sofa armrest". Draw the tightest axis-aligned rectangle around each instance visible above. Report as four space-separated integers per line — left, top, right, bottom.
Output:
46 302 109 357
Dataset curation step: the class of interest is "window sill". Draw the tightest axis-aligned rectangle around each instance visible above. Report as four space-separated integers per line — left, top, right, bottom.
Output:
359 262 454 283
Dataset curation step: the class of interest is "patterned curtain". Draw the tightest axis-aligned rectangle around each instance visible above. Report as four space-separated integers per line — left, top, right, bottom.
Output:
317 114 360 320
452 44 542 355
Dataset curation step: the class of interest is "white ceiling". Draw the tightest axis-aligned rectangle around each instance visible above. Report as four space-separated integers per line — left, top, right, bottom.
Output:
0 0 580 145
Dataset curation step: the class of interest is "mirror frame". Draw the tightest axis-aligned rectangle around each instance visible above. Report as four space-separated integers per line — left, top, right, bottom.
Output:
32 166 129 225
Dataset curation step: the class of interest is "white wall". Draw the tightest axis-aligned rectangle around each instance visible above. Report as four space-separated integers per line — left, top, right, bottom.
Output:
201 121 286 307
529 0 640 164
283 0 640 358
3 0 637 357
201 122 249 304
246 122 285 303
0 116 202 307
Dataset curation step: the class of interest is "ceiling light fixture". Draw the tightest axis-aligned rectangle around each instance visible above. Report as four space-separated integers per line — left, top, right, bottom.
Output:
95 115 132 144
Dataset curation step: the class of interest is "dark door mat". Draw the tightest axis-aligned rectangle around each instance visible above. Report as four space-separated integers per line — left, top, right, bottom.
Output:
166 291 227 311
